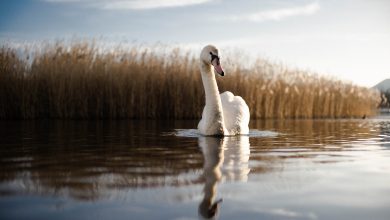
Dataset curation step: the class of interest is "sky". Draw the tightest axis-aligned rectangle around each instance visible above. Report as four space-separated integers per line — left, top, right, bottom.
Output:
0 0 389 87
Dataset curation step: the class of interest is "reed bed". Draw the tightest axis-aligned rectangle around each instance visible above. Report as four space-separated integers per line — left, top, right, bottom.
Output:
0 42 380 119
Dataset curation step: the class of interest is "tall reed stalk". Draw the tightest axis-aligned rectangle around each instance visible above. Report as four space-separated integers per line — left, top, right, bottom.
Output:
0 42 380 119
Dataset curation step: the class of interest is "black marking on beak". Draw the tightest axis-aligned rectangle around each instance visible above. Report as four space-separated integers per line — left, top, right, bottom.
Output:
210 52 224 76
209 52 220 64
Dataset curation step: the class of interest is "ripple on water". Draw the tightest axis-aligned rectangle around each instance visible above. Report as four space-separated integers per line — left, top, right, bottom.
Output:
171 129 279 138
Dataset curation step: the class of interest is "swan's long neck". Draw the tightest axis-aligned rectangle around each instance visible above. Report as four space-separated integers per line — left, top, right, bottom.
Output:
199 60 227 136
200 62 223 111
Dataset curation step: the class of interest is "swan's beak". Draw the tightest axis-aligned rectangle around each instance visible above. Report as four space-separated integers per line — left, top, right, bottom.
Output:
212 59 225 76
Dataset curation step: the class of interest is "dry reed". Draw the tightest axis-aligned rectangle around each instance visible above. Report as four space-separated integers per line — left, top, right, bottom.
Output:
0 42 380 119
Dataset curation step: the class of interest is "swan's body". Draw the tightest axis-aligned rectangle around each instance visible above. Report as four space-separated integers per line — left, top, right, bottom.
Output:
198 45 250 136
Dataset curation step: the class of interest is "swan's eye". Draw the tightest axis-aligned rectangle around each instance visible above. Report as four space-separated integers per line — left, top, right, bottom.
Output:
209 52 220 64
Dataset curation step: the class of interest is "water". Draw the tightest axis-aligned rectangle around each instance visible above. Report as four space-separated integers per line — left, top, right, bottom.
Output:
0 119 389 220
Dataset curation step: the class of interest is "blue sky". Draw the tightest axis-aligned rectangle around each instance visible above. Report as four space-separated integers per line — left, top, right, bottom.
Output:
1 0 389 87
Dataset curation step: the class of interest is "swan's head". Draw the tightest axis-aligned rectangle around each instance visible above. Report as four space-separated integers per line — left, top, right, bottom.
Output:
200 45 225 76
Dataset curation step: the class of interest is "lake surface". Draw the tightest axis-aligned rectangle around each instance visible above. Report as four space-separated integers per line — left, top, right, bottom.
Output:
0 118 390 220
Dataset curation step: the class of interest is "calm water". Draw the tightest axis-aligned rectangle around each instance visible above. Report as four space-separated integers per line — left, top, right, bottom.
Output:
0 118 390 220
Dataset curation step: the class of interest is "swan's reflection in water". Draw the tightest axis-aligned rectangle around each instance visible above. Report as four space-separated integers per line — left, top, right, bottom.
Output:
198 136 250 219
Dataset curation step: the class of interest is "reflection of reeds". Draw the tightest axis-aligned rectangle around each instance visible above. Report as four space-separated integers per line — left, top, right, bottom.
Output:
0 42 380 119
0 119 379 200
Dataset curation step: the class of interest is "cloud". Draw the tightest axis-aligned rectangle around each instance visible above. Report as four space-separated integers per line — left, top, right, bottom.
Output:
225 1 320 22
102 0 213 10
42 0 214 10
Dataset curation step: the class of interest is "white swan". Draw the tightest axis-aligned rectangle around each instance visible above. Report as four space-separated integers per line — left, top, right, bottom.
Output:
198 45 250 136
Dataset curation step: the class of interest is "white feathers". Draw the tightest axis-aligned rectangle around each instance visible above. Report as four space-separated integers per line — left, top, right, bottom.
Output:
220 91 250 135
197 45 250 136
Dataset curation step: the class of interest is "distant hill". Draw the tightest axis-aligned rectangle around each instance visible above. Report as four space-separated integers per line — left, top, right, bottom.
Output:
373 78 390 92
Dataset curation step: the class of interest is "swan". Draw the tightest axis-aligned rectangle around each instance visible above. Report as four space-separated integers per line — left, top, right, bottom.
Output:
198 45 250 136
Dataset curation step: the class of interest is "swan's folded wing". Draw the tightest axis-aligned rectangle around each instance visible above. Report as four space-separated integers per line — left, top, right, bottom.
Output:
220 91 250 135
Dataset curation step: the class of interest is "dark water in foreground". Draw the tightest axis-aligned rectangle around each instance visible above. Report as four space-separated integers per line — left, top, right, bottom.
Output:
0 119 390 220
